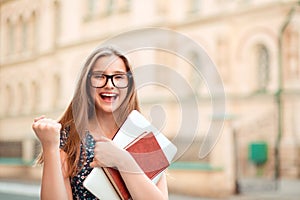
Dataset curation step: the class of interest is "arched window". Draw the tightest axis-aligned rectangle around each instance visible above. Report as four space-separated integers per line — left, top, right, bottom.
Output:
16 16 23 53
118 0 131 13
104 0 131 16
6 18 15 54
106 0 114 15
87 0 99 17
4 85 13 115
256 44 270 92
21 19 28 51
189 0 201 13
89 0 97 13
28 11 37 52
53 0 61 44
31 81 41 112
189 50 204 95
18 82 26 114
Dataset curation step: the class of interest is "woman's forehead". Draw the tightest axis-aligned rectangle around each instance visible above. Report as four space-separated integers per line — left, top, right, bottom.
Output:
92 55 126 72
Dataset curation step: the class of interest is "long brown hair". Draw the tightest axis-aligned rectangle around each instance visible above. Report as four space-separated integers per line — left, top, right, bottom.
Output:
37 46 140 177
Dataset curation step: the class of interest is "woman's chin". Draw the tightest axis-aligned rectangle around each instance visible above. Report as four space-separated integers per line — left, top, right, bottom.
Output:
97 103 120 114
95 96 126 114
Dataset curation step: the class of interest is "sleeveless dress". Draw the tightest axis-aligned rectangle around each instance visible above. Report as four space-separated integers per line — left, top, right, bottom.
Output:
60 127 99 200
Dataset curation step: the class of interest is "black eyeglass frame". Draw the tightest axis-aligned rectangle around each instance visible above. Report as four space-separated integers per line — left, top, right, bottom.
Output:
88 72 133 89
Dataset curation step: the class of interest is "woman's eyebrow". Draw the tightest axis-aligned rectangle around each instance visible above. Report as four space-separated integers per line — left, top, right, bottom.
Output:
113 70 127 74
91 70 104 73
92 70 127 74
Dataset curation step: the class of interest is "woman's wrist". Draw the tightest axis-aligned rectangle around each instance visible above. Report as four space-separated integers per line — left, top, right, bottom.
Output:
117 150 142 174
42 144 60 155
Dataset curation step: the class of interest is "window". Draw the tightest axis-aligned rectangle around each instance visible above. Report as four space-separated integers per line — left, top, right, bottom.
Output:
0 141 22 158
18 82 26 114
189 0 201 13
21 20 28 51
189 50 203 92
4 85 13 115
53 1 61 44
256 45 270 92
105 0 131 15
106 0 114 15
156 0 166 15
7 19 15 54
16 16 23 53
52 74 61 108
28 11 37 52
88 0 99 16
118 0 131 13
85 0 131 20
31 81 40 112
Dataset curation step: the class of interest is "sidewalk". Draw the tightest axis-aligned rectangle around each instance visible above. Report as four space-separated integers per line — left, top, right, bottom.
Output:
230 178 300 200
0 178 300 200
170 178 300 200
0 179 40 200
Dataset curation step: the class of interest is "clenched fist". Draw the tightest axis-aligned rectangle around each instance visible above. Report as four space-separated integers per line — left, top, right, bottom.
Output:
90 136 131 170
32 116 62 150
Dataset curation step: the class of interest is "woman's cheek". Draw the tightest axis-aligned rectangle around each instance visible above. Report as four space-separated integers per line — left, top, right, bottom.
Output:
118 89 128 105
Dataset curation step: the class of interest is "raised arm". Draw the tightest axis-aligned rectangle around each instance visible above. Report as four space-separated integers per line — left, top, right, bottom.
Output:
32 116 73 200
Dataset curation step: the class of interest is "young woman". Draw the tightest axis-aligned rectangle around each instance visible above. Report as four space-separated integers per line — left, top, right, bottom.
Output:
32 46 168 200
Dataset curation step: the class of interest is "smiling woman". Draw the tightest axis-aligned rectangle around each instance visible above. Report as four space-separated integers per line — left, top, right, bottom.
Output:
88 54 131 117
32 46 169 200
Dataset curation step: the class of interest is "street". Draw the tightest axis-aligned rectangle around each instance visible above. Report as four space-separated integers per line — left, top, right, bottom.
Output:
1 178 300 200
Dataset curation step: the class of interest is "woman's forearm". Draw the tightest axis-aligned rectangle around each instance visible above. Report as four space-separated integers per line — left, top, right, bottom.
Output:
120 172 168 200
40 148 69 200
118 155 168 200
91 138 169 200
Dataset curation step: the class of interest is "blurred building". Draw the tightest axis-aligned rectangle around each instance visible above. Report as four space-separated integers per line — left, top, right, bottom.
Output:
0 0 300 197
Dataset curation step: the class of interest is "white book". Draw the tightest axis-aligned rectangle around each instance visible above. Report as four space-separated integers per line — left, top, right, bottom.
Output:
83 110 177 199
83 167 120 199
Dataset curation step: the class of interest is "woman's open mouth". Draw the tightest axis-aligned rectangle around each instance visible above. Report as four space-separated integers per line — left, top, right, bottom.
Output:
99 92 118 103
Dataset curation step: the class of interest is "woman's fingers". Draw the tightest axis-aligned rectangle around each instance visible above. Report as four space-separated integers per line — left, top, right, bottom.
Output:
93 135 111 142
32 116 62 149
90 161 96 168
90 160 105 168
92 137 131 169
33 118 61 132
90 158 109 168
33 115 45 122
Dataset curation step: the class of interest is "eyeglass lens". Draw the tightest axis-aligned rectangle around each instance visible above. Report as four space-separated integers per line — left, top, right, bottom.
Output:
90 73 129 88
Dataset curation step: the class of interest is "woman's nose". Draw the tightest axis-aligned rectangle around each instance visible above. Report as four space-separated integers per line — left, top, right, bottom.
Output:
105 77 115 88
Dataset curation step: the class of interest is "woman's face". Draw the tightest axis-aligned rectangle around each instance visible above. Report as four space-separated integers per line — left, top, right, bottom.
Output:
89 55 129 114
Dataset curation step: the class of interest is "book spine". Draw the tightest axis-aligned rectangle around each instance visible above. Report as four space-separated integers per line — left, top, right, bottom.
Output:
103 167 131 200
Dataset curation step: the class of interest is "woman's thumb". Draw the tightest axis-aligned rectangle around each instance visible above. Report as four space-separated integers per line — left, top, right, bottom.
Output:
90 160 96 168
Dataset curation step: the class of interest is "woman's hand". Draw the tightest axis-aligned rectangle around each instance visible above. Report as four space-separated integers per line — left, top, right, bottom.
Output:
32 116 62 150
90 136 168 200
90 136 134 171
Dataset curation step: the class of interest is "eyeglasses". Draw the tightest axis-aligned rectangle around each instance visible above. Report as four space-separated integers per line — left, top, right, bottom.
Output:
89 72 132 89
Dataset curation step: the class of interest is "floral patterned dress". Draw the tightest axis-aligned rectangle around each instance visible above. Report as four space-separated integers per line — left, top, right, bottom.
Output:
60 127 99 200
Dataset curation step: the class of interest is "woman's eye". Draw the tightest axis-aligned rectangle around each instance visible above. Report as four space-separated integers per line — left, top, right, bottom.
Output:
94 75 105 79
115 75 125 79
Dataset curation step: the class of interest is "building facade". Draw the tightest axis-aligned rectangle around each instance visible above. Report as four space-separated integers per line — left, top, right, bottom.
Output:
0 0 300 197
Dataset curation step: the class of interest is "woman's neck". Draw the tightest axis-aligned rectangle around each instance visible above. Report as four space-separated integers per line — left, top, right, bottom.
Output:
89 111 119 140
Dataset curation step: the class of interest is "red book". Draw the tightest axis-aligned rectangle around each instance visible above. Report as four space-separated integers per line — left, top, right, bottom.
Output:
103 131 169 200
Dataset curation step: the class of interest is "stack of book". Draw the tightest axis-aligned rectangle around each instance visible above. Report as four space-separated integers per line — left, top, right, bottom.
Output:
83 110 177 200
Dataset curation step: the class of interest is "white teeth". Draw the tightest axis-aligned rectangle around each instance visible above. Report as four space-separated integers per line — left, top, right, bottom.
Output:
101 93 117 97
